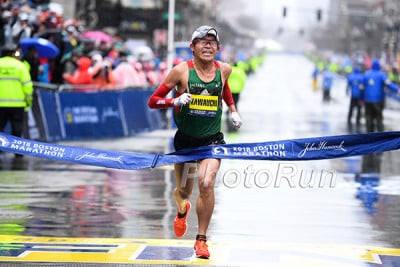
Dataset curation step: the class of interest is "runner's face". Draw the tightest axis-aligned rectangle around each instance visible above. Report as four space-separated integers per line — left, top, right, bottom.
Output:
192 36 218 61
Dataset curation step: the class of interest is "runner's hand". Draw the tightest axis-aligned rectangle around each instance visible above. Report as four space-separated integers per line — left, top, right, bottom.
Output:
174 93 192 106
231 112 242 128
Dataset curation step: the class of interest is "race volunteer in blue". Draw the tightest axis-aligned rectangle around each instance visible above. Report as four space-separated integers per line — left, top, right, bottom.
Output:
346 66 364 126
362 58 399 132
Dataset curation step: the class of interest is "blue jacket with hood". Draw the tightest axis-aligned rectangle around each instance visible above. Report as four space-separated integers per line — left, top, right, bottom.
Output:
363 59 398 102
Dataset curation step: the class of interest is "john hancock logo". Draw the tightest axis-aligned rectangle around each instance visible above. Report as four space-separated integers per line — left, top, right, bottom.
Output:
298 140 346 158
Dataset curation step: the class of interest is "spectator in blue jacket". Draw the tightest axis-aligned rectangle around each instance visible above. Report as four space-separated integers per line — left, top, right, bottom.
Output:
346 66 364 126
362 58 399 132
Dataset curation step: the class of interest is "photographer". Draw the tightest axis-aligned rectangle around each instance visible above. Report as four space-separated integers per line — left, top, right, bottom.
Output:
89 53 116 90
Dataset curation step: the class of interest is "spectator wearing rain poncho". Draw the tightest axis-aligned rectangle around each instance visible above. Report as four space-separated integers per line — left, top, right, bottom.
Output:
112 52 141 89
63 56 93 88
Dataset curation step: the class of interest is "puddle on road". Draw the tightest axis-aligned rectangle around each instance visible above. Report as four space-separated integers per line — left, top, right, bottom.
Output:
0 154 175 238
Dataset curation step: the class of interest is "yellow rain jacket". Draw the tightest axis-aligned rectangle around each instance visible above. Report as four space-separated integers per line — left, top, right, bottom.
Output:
228 64 247 94
0 56 33 108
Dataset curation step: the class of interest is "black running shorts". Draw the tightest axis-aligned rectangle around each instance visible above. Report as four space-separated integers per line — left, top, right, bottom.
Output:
174 130 226 151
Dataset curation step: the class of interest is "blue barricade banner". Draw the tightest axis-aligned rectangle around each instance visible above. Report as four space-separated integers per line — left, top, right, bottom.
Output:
121 90 163 135
1 131 400 170
39 90 62 141
60 91 125 139
36 89 163 141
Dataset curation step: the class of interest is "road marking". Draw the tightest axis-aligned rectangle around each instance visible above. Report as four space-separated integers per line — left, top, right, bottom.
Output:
0 235 399 266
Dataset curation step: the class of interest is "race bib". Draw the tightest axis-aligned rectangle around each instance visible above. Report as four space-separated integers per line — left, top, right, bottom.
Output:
188 94 218 117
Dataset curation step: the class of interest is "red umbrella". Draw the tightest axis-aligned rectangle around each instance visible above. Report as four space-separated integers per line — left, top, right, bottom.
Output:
80 31 113 43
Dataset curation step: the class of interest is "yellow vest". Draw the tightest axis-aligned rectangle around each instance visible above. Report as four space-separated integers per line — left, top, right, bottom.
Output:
0 56 33 107
228 65 246 94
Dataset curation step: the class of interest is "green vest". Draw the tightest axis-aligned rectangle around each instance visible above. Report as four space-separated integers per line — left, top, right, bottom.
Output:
174 60 223 138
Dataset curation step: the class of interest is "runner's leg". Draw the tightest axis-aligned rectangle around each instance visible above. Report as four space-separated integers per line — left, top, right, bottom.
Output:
196 158 220 235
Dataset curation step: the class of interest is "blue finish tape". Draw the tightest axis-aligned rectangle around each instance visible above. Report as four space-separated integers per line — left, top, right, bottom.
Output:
1 131 400 170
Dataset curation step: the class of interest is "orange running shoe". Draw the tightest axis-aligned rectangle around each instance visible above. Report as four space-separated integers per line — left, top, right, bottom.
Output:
174 201 191 237
194 238 210 259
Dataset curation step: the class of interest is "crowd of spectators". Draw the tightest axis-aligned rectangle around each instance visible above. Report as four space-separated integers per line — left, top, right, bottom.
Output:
0 0 169 91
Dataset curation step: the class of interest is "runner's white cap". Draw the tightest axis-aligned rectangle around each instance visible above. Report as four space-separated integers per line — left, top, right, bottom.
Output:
191 25 219 43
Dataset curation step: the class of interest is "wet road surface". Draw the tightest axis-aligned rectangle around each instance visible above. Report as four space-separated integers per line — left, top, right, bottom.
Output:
1 53 400 266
